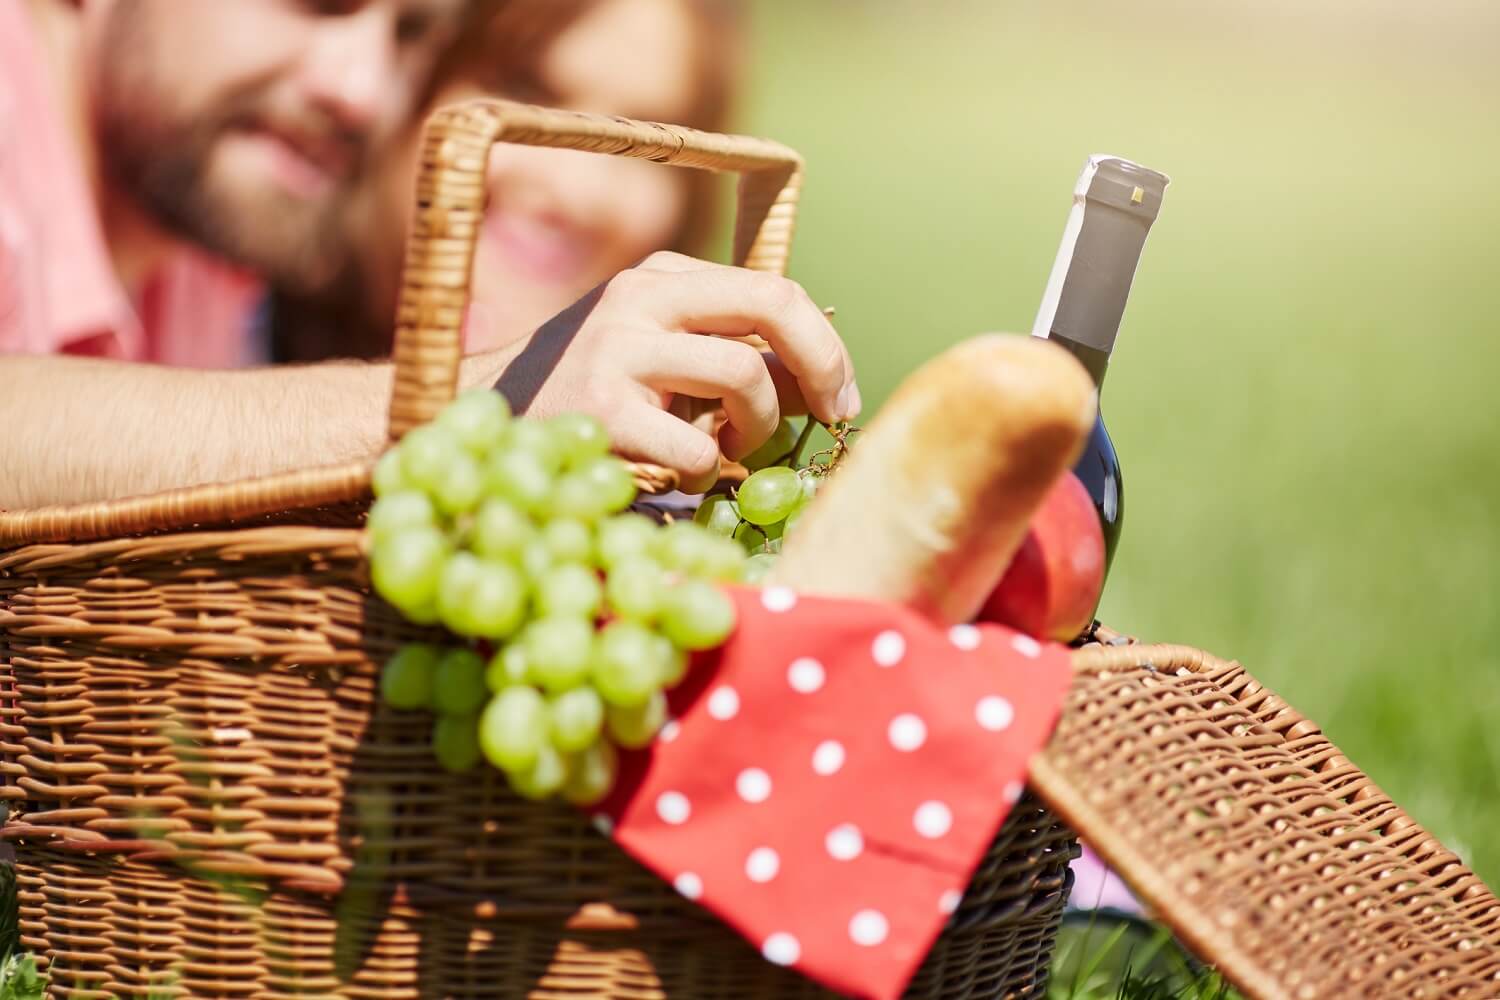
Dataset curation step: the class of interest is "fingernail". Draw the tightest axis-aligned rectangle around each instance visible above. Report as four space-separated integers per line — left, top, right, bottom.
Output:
835 384 852 421
847 380 863 419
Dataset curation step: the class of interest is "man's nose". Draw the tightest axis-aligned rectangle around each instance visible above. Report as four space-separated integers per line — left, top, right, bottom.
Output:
299 9 399 136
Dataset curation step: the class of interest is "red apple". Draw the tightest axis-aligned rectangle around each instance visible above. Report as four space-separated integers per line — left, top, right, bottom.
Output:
978 471 1105 642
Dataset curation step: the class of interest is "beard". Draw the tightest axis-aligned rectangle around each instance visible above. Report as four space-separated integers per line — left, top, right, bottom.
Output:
90 8 365 295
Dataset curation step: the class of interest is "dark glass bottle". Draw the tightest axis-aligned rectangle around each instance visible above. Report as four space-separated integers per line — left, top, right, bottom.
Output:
1032 155 1169 577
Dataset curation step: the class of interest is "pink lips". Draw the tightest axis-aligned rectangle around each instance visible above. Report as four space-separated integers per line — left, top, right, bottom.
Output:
232 124 354 201
481 208 593 285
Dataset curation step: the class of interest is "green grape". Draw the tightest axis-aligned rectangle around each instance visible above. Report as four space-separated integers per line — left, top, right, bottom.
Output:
693 495 742 538
500 420 565 474
370 525 448 612
548 412 611 468
486 643 529 692
541 518 593 565
743 552 778 585
550 471 611 522
737 466 802 525
366 491 436 544
799 471 821 504
604 555 666 622
372 449 407 498
403 600 442 626
432 648 488 716
605 689 668 749
697 535 749 583
739 418 799 471
782 503 807 538
518 537 554 581
654 520 719 572
436 551 483 631
437 389 510 453
431 450 484 516
536 564 603 620
595 513 658 569
470 498 534 561
733 521 771 555
483 447 554 515
660 580 737 651
655 634 688 687
508 743 567 800
440 557 528 639
399 424 465 497
432 715 482 773
562 740 618 806
549 686 605 753
381 644 441 710
479 685 548 773
592 620 665 707
521 617 594 693
573 456 637 514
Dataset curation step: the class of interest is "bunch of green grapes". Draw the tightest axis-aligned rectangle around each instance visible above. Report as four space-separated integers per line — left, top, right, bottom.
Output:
694 418 852 583
368 390 744 805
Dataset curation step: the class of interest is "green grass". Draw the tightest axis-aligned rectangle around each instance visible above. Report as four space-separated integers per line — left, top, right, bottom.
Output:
742 0 1500 889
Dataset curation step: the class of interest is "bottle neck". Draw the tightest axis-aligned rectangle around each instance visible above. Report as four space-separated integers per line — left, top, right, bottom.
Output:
1032 155 1168 392
1049 335 1111 389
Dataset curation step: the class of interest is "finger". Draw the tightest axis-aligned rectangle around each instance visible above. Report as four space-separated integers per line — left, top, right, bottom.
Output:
620 267 855 424
609 403 723 495
632 334 781 462
634 250 720 273
760 351 808 417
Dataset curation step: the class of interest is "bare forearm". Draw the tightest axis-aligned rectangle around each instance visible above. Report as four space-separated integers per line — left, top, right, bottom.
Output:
0 353 508 509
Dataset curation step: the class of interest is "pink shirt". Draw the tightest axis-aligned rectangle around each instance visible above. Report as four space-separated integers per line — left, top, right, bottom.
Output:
0 3 262 367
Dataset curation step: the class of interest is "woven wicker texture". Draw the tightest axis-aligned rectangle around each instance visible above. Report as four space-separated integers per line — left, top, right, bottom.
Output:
1031 639 1500 1000
0 528 1075 999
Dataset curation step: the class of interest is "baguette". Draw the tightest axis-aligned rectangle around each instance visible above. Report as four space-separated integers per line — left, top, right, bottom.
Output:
766 334 1097 624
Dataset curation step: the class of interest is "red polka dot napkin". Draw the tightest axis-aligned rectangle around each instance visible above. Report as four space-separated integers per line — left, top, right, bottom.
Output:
591 585 1074 1000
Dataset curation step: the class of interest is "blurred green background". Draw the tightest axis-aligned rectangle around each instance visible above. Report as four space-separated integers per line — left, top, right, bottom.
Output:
736 0 1499 886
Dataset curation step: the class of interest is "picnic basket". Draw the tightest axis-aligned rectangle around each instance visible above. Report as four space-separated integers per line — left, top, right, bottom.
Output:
0 100 1076 999
2 100 1497 999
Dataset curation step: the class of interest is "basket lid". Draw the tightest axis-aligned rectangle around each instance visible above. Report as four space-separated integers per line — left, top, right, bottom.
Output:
1032 633 1500 1000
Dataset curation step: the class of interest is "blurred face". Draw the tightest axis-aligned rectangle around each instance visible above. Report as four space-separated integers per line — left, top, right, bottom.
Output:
442 0 702 348
88 0 469 292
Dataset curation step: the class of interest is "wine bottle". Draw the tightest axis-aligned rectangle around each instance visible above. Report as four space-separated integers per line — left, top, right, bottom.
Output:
1032 154 1169 577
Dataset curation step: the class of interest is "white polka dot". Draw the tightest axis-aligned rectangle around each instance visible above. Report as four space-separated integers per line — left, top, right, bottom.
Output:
948 623 982 650
1002 780 1024 804
762 932 800 966
939 889 963 915
812 740 845 776
871 630 906 667
591 814 614 836
674 872 703 900
659 719 681 743
1011 634 1043 658
745 846 780 883
736 767 772 803
825 823 863 861
888 713 927 752
787 657 825 693
914 800 953 839
761 586 797 612
656 791 691 825
975 696 1015 732
849 909 889 947
707 686 740 720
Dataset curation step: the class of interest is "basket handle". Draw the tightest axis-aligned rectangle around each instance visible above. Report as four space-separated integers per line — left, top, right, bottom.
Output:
386 98 805 441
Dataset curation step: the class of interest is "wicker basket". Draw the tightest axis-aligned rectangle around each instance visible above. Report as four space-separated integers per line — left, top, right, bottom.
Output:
0 101 1078 999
